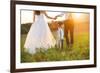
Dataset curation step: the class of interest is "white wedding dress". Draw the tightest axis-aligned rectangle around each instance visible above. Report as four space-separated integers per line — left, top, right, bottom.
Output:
24 13 56 54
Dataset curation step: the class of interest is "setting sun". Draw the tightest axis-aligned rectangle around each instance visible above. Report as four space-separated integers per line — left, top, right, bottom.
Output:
72 13 82 19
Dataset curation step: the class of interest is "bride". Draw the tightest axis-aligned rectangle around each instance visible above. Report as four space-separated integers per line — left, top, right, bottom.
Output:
24 10 57 54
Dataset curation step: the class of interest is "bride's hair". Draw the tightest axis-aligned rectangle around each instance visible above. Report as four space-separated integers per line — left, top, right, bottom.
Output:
34 10 40 15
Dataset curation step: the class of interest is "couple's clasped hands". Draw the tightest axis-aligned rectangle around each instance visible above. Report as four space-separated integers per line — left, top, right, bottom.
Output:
53 16 58 20
53 14 63 20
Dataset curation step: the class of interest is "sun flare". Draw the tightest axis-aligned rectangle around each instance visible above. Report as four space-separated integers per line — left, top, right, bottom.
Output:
72 13 82 19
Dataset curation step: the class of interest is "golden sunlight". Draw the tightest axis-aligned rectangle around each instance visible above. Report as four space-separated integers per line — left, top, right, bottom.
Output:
72 13 82 19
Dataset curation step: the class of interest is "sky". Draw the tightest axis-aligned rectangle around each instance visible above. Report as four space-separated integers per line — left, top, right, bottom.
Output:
21 10 89 24
21 10 66 24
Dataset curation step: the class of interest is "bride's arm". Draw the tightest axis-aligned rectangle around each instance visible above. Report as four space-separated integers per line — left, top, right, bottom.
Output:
43 11 56 19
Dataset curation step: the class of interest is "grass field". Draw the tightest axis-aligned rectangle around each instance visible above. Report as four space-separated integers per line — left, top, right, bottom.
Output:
21 33 89 63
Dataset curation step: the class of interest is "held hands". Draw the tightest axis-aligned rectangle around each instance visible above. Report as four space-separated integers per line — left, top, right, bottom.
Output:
53 16 57 20
53 15 59 20
53 14 63 20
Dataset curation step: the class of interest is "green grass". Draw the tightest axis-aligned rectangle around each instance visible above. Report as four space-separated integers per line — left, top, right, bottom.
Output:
21 33 89 63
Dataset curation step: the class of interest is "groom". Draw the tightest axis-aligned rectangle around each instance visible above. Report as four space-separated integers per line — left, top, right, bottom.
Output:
64 13 74 47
